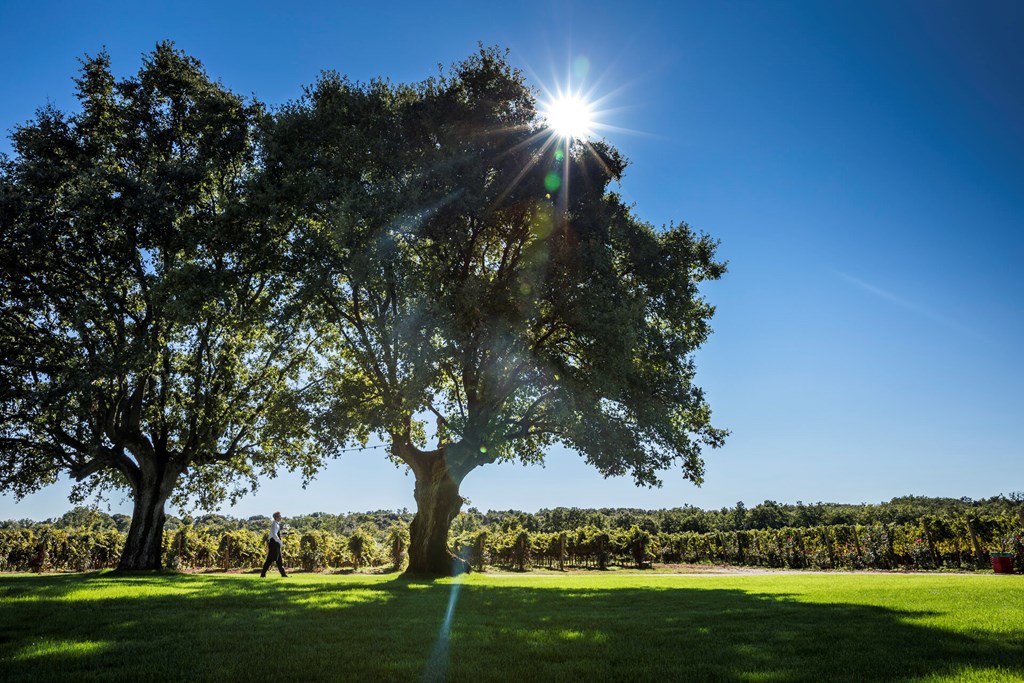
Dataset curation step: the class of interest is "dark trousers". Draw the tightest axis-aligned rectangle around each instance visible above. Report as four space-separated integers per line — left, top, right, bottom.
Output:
261 540 286 576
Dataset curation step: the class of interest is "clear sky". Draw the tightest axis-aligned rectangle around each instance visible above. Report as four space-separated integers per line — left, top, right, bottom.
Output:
2 0 1022 520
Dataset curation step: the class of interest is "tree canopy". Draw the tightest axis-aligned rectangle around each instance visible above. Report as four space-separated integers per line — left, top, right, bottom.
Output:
1 44 727 575
0 43 319 569
267 47 727 574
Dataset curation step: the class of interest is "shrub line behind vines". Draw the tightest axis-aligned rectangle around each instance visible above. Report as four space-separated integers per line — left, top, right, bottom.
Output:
2 495 1022 573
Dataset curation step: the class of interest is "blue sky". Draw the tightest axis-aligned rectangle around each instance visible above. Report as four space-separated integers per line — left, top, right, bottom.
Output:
2 0 1022 520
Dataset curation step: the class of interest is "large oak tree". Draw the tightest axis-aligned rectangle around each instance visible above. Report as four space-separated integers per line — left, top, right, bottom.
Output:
268 48 727 575
0 44 319 569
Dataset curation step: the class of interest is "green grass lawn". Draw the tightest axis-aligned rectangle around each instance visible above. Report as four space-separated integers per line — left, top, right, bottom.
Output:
1 571 1021 682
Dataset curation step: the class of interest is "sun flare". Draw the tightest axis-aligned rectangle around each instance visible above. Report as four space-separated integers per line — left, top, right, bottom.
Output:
543 94 594 140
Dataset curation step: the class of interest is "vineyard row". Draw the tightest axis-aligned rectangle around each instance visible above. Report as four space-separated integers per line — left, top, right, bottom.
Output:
2 512 1021 574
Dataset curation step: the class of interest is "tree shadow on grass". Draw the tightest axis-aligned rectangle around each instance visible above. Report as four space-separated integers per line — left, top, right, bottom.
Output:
0 573 1021 682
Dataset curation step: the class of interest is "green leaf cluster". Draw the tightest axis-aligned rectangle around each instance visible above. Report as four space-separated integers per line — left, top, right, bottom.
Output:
268 46 727 488
0 43 322 515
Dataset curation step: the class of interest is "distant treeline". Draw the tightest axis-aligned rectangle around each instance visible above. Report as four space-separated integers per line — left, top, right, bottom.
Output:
3 493 1022 536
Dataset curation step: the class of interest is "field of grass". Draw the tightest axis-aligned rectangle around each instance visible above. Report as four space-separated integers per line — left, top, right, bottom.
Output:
1 570 1021 682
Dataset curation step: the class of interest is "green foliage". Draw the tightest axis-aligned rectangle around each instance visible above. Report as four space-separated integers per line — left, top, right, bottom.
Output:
266 46 727 573
347 528 379 568
52 507 118 531
0 525 123 572
386 524 410 570
213 530 263 570
298 530 347 571
452 528 489 571
0 42 320 568
166 524 219 570
0 528 36 572
1 506 1022 573
625 525 653 568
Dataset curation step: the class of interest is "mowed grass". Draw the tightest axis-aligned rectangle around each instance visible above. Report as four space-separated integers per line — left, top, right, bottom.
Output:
1 571 1021 682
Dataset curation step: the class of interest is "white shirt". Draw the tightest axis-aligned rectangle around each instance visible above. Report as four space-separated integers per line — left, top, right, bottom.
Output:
269 520 282 544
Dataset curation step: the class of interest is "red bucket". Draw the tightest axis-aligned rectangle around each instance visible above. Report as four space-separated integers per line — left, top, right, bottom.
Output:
991 554 1014 574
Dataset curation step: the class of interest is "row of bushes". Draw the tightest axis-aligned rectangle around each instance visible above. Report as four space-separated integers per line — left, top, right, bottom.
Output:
10 495 1022 539
0 524 410 573
0 527 125 573
448 513 1024 572
2 513 1021 573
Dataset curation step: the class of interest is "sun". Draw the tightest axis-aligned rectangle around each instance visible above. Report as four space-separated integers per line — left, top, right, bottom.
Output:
543 94 594 140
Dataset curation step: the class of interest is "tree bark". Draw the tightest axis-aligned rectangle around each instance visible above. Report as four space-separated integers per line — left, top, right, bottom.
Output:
405 451 470 576
117 462 180 571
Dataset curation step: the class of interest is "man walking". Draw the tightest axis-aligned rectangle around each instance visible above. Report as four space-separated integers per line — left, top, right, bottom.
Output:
260 511 288 577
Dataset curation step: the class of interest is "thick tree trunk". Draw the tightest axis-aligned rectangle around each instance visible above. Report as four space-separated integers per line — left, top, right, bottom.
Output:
118 465 179 571
406 454 470 576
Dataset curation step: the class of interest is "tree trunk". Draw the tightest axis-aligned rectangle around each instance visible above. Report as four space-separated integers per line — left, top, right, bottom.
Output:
118 464 179 571
406 454 469 576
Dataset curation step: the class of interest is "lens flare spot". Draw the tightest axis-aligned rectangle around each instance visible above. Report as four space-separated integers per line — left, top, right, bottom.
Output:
532 204 554 238
573 56 591 81
554 149 565 162
544 173 562 192
479 446 487 454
